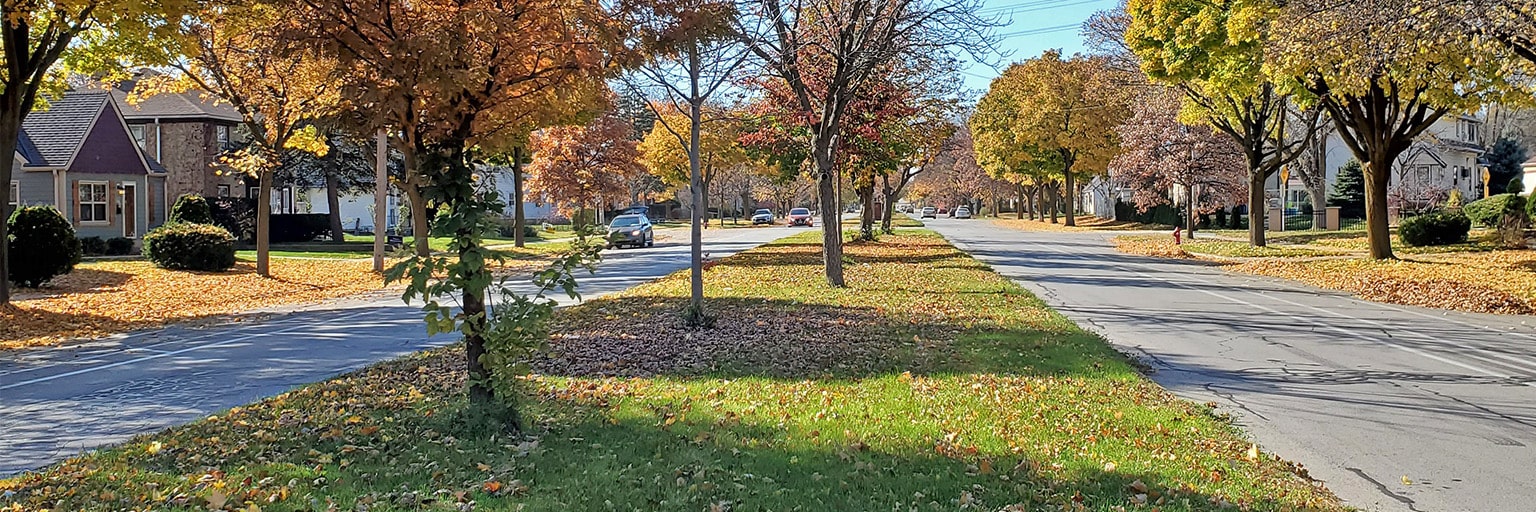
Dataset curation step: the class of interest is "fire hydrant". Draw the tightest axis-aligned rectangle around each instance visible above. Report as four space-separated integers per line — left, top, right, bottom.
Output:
1172 226 1183 245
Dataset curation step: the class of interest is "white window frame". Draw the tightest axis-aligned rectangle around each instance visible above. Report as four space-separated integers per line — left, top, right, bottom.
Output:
79 181 110 224
216 184 231 197
130 125 147 150
7 180 17 208
215 125 230 146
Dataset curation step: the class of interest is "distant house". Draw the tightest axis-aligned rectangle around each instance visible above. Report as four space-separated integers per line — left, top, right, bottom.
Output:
1274 114 1486 214
109 74 246 202
291 164 556 234
10 91 169 240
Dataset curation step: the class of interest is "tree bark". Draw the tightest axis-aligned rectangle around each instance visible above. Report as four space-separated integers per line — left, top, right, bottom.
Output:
404 180 431 257
1015 185 1025 220
1063 171 1077 227
1364 159 1395 259
1185 183 1198 239
0 113 20 305
1248 171 1267 246
326 172 344 242
1047 184 1059 224
256 169 273 277
687 87 706 317
1307 185 1327 230
512 146 526 248
814 144 845 287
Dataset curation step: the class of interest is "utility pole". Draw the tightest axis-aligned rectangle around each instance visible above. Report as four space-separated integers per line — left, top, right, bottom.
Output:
373 130 388 273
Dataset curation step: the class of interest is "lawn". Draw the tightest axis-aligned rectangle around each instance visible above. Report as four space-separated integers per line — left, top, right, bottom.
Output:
996 217 1167 232
840 215 926 228
1 230 1341 511
1 244 560 351
1113 233 1536 315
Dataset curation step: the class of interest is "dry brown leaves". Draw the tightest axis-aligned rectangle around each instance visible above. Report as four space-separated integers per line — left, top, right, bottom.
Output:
1112 235 1193 259
2 259 392 350
1230 253 1536 315
995 217 1160 233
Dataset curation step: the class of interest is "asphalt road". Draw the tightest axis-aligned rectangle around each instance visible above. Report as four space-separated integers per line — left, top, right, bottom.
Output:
923 217 1536 512
0 224 798 476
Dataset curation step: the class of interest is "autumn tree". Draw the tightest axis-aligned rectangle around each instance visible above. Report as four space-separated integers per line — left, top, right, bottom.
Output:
739 0 999 286
1125 0 1323 247
0 0 197 304
528 113 646 222
637 108 750 225
1269 0 1530 259
972 50 1129 227
302 0 619 410
623 0 749 323
143 2 341 277
1111 89 1246 237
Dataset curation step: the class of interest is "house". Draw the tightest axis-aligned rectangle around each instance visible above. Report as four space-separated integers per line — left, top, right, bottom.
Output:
288 164 555 234
10 90 169 240
109 74 247 201
1274 114 1486 214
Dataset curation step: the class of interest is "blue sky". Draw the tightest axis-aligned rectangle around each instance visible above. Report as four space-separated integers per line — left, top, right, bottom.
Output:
960 0 1115 94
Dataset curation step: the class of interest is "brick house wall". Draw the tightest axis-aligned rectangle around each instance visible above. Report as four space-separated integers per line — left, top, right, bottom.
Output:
130 120 243 201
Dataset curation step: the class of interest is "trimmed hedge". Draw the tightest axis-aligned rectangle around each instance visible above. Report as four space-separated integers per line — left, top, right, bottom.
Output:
105 237 135 256
79 236 108 256
1463 194 1526 227
8 206 82 287
142 222 237 271
271 214 331 243
170 194 215 225
1399 210 1471 247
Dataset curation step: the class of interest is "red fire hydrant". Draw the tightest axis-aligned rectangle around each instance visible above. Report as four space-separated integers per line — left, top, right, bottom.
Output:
1172 226 1183 245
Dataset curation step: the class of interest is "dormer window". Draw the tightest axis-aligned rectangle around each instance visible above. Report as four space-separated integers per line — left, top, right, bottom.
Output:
1458 119 1479 143
130 125 147 150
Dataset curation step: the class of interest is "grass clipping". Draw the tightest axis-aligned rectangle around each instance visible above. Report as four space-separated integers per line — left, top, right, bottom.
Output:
2 230 1341 512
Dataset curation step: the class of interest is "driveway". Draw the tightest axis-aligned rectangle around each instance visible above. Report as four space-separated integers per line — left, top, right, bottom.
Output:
926 217 1536 512
0 225 794 476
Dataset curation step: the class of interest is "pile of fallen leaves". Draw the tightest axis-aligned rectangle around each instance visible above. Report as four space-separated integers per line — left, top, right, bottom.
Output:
1230 254 1536 315
1112 235 1193 259
1 259 392 350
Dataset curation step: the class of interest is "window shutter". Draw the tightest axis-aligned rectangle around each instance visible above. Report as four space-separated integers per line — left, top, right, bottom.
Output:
107 181 115 225
71 181 80 226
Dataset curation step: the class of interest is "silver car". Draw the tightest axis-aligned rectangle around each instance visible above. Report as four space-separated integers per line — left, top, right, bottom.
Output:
954 206 972 219
606 215 654 248
751 208 774 225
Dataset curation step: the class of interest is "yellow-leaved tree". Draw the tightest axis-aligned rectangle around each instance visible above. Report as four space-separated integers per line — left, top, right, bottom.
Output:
0 0 200 304
637 108 749 222
140 1 343 277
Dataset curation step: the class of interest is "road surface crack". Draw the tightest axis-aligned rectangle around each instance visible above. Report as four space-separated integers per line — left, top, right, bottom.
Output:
1202 382 1269 421
1346 467 1422 512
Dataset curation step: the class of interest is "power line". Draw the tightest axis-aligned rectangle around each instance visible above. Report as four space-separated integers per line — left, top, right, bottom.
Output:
995 22 1081 39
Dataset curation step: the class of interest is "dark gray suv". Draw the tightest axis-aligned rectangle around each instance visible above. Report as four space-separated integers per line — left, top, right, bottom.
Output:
606 215 654 249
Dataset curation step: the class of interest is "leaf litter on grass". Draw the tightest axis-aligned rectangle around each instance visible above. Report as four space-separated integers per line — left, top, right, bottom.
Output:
2 230 1343 512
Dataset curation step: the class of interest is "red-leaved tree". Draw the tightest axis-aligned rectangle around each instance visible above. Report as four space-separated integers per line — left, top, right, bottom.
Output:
1110 90 1247 237
527 113 646 223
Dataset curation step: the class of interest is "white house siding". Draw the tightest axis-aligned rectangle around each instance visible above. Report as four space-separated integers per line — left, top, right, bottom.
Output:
297 186 553 233
1272 115 1486 212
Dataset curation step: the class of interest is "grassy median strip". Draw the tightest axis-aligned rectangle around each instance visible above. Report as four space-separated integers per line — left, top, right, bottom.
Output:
2 230 1340 511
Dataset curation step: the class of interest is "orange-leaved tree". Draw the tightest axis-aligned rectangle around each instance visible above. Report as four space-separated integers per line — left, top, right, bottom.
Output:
528 112 646 224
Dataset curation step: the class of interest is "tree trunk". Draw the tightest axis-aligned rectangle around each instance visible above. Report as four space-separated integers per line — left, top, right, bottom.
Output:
1185 184 1198 239
687 92 706 318
857 182 875 239
1063 171 1077 227
1307 185 1326 230
1048 185 1059 224
1029 186 1039 221
256 169 273 277
512 146 526 248
1364 159 1395 259
404 180 431 257
1248 171 1267 246
814 145 845 287
326 172 344 242
1015 185 1025 220
0 115 20 305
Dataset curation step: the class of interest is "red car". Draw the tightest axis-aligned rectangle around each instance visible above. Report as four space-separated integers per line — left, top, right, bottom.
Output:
787 207 815 227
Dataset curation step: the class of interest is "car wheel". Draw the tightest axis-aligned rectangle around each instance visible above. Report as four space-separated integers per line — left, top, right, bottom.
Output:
646 236 654 247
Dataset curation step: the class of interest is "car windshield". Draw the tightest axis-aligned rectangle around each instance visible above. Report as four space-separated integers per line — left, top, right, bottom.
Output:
790 208 810 215
609 216 644 228
755 209 772 215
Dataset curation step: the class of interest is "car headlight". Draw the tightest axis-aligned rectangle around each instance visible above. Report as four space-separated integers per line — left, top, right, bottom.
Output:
630 230 641 236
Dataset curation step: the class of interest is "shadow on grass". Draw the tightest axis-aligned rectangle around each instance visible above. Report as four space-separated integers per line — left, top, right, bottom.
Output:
9 267 133 299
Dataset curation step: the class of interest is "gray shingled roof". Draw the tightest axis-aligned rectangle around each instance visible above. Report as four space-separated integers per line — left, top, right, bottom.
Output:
20 91 108 167
16 131 46 166
110 87 243 123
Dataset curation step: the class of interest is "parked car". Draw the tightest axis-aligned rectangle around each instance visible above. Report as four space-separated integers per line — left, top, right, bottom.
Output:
937 207 948 216
921 206 937 219
954 206 972 219
751 209 774 225
606 214 654 248
787 208 815 227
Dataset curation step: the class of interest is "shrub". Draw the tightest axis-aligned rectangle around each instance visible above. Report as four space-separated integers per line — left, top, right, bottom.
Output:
8 206 82 287
142 222 237 271
105 237 135 256
79 236 107 256
209 197 256 241
271 214 331 243
495 219 538 240
1464 194 1526 227
169 194 215 224
1399 210 1471 247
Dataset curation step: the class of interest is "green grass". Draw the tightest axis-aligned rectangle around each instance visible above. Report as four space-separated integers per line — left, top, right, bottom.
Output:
1 230 1340 511
235 249 369 260
840 215 926 228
